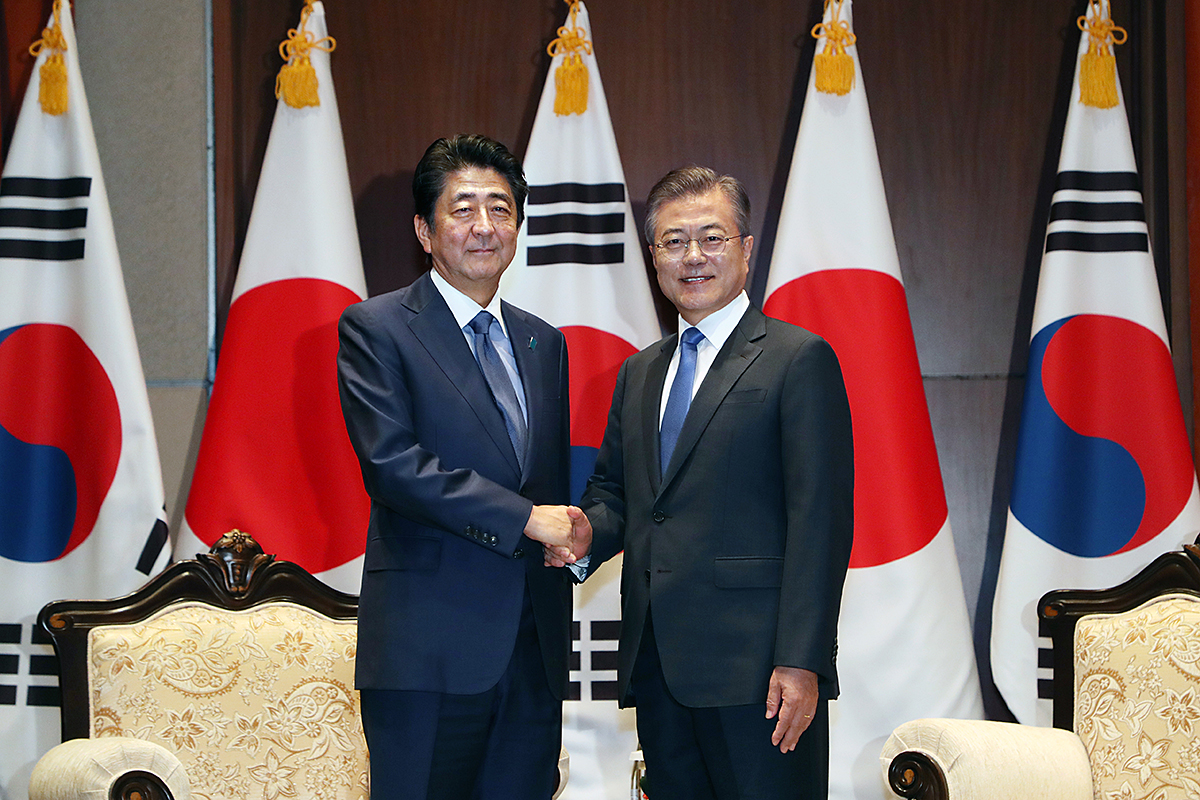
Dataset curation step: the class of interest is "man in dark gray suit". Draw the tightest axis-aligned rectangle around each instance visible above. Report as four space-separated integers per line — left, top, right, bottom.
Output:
553 166 854 799
338 134 582 800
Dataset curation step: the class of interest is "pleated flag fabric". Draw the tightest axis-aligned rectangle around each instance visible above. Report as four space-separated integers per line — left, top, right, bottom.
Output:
0 4 169 796
991 0 1200 727
179 1 369 593
500 3 662 795
762 3 983 797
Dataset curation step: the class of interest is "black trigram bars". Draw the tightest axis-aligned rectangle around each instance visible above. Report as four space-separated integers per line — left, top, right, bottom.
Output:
0 176 91 261
568 618 621 702
0 622 60 707
1045 171 1149 254
1036 644 1055 701
526 182 625 267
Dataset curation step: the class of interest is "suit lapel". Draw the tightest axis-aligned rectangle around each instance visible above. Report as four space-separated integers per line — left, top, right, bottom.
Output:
406 273 522 480
502 302 539 484
659 308 765 493
643 336 676 496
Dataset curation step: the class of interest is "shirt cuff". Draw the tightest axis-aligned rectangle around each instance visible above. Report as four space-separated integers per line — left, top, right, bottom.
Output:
567 555 591 582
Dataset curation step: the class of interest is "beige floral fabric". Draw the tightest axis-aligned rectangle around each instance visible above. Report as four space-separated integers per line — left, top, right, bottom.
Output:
87 601 368 800
1074 593 1200 800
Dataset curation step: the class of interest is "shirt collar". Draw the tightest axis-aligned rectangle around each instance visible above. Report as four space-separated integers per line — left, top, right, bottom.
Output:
429 268 511 339
676 291 750 352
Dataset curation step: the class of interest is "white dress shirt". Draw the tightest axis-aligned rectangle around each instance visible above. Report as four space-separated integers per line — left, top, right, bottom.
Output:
658 291 751 425
429 268 528 424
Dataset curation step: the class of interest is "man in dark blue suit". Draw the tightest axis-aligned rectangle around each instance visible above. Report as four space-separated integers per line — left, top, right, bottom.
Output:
337 135 581 799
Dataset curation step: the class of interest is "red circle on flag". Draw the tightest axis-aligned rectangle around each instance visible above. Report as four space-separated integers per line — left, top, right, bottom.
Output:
764 269 947 567
561 326 638 449
0 323 121 559
1040 314 1194 554
186 278 369 572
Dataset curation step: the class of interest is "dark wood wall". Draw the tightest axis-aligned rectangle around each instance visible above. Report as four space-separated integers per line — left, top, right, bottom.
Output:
0 0 54 156
214 0 1187 718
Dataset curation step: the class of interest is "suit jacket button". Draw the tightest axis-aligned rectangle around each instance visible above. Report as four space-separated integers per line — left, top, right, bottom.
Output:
514 547 525 559
652 510 666 523
644 569 651 583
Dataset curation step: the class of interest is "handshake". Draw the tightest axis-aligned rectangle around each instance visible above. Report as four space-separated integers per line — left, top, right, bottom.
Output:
523 505 593 568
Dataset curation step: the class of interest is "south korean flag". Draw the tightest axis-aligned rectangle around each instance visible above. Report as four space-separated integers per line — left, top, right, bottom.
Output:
500 3 661 798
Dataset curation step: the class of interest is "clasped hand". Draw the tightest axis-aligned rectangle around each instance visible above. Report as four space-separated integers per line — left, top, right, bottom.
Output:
523 505 591 567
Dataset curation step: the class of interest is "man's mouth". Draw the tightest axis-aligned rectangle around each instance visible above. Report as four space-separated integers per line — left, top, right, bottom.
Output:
681 276 712 284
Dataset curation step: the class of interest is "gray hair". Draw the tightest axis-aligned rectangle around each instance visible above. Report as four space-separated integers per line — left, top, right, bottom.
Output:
643 165 751 243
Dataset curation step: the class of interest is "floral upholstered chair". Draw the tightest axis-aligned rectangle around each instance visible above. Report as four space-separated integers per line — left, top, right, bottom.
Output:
29 531 368 800
880 534 1200 800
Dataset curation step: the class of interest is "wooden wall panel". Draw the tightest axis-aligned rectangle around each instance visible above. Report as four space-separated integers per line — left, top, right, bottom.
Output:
0 0 53 160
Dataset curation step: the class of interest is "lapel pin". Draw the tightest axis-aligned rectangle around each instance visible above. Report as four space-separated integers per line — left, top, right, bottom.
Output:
529 337 537 350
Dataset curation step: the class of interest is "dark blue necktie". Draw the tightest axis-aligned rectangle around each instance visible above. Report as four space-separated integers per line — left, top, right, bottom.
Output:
468 311 527 469
660 327 704 477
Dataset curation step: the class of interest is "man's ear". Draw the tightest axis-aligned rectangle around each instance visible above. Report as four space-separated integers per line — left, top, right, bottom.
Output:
740 233 754 265
414 214 433 254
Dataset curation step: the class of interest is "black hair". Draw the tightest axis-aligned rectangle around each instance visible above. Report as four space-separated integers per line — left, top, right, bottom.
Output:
412 134 528 230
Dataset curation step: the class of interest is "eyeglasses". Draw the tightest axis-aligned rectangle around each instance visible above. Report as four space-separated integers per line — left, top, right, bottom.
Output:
652 234 745 259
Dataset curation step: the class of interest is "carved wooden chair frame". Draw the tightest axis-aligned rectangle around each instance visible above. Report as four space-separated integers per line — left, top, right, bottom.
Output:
37 531 359 800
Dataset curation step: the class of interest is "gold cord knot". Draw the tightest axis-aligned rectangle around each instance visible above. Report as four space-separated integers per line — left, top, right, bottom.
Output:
275 1 336 109
1078 14 1127 49
547 0 591 115
812 18 856 53
812 0 855 95
29 0 68 115
1076 0 1126 109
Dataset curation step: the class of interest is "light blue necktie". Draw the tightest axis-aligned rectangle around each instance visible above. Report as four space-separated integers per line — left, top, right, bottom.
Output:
468 311 527 469
660 327 704 477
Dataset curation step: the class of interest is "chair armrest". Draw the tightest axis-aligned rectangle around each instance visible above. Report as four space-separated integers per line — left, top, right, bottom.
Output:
30 738 190 800
880 719 1092 800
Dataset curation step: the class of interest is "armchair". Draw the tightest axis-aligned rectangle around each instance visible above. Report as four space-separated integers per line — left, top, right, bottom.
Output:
881 534 1200 800
29 531 367 800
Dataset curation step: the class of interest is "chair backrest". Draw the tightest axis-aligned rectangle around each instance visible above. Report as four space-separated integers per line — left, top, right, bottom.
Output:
39 531 368 800
1072 592 1200 800
1038 536 1200 729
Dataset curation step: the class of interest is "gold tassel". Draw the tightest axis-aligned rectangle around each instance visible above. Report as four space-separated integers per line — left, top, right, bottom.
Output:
30 0 69 116
1077 0 1126 109
547 0 592 115
812 0 855 95
275 0 336 109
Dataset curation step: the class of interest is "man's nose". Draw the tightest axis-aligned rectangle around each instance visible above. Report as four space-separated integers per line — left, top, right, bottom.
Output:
682 239 708 264
471 210 495 235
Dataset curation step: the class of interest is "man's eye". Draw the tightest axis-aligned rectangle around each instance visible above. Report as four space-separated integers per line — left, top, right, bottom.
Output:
492 206 511 216
704 235 725 244
664 238 685 247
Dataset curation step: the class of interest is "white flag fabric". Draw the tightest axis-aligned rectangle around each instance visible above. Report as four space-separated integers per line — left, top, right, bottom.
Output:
500 3 661 796
991 0 1200 726
0 6 170 797
179 1 368 593
762 3 983 798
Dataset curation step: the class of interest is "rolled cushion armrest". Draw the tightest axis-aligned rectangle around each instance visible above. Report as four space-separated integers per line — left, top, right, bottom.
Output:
30 738 190 800
880 719 1092 800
